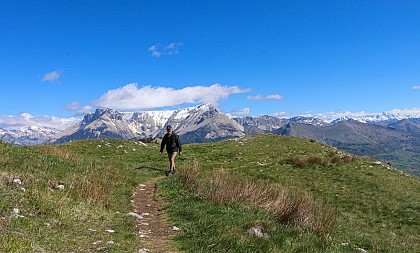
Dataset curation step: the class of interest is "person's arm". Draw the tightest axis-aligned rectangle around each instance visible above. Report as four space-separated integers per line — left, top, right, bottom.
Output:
177 134 182 154
160 135 166 154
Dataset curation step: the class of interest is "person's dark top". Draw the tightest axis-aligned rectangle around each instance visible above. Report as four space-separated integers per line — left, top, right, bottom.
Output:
160 133 182 153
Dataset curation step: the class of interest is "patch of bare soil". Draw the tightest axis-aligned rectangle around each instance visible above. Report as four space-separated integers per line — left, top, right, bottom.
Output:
132 177 179 253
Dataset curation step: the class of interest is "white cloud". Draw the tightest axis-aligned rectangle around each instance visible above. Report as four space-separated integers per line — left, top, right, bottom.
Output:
274 112 293 118
74 106 93 116
247 94 284 101
64 101 80 111
64 102 93 116
413 85 420 90
148 42 183 57
0 113 80 130
227 108 251 117
92 83 251 110
42 70 62 82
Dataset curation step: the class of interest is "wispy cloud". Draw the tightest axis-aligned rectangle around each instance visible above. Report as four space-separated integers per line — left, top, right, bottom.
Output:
92 83 251 110
64 101 80 111
274 112 293 118
0 113 80 130
64 102 93 116
148 42 183 57
247 94 284 101
42 70 62 82
227 108 251 117
413 85 420 90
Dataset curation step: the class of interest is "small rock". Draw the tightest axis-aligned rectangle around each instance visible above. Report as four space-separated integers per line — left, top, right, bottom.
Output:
13 178 22 185
172 226 181 231
92 240 102 245
88 228 97 232
12 208 20 214
139 248 150 252
139 184 146 187
355 248 368 253
105 229 115 233
141 213 150 216
248 225 269 238
141 223 149 226
56 184 65 190
137 142 148 147
127 212 143 219
146 204 151 207
107 241 114 244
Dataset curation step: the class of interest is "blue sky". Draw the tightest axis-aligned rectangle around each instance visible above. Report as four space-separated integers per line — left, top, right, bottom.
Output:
1 0 419 129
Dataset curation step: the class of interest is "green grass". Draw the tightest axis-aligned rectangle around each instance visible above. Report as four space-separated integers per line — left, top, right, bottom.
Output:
1 134 419 252
0 139 162 252
160 134 420 252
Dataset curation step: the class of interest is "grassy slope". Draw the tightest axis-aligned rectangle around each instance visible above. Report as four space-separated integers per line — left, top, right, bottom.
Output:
1 134 419 252
0 139 162 252
160 134 420 252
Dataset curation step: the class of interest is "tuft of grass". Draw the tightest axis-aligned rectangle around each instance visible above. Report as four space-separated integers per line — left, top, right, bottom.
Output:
177 163 336 237
286 152 357 168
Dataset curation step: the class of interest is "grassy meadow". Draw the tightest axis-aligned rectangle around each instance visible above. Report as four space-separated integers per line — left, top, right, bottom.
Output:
0 134 419 252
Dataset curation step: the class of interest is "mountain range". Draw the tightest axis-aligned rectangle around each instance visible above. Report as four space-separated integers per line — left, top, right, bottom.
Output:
0 126 60 146
1 103 419 175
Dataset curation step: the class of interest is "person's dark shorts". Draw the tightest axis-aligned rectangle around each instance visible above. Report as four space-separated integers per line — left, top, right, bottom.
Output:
168 152 177 159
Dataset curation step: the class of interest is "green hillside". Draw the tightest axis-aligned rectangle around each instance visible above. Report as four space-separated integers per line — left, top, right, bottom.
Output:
275 121 420 176
0 134 419 252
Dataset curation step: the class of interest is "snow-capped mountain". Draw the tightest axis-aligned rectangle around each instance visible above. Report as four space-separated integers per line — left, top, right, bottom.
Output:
321 109 420 124
166 104 245 143
289 116 328 126
233 115 288 134
2 105 420 147
0 126 60 146
51 104 244 144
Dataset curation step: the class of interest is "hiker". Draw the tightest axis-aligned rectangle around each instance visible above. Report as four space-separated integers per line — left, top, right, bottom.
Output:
160 125 182 175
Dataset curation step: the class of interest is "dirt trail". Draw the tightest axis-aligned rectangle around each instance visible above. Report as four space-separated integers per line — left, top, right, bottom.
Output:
132 177 178 253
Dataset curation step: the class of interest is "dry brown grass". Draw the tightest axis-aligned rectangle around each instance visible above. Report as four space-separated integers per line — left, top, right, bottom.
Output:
70 163 114 204
39 146 83 162
177 163 336 237
286 153 356 168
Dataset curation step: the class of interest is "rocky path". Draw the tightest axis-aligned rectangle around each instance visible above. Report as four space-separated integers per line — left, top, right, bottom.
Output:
132 177 179 253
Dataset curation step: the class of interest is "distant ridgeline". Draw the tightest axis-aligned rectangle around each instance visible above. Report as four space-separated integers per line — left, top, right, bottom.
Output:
1 104 419 176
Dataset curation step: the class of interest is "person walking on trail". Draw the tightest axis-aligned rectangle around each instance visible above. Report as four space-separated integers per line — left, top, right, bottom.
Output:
160 125 182 176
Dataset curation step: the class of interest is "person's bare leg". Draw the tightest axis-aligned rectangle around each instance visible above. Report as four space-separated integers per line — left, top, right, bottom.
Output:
170 154 176 173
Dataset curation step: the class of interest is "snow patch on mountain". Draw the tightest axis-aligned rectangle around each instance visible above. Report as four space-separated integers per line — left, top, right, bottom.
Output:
50 103 245 144
0 126 60 145
308 108 420 124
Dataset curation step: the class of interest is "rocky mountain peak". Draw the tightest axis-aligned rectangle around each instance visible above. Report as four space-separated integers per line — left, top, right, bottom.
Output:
51 104 245 144
83 108 123 125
